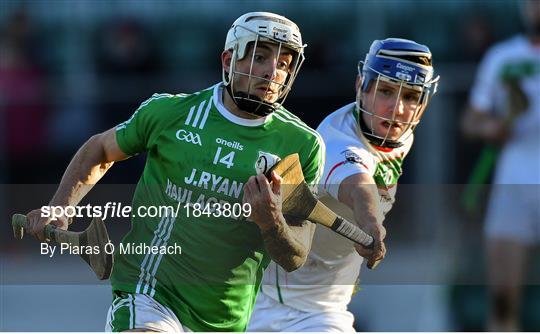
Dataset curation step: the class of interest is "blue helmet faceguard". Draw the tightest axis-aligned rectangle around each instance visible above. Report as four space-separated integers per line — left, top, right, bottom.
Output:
357 38 440 148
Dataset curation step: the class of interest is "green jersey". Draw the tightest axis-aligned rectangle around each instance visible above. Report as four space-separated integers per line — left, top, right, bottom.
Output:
110 83 325 331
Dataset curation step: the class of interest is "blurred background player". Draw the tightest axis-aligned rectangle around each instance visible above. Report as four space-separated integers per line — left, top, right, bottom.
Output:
461 0 540 331
248 38 439 332
23 12 324 332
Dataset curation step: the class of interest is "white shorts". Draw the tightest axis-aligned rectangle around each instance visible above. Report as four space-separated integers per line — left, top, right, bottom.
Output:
247 292 355 332
484 184 540 245
105 291 191 332
493 139 540 185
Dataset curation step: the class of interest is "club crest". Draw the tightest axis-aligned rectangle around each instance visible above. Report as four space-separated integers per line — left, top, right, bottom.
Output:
343 149 363 164
255 151 281 174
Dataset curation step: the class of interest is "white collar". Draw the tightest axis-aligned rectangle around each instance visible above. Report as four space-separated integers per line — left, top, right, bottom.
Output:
212 83 272 127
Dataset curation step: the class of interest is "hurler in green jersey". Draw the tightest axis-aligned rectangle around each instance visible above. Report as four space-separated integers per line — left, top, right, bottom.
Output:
24 11 324 333
107 12 324 332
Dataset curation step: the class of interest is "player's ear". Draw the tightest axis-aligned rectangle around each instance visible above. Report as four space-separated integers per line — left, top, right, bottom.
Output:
221 49 233 73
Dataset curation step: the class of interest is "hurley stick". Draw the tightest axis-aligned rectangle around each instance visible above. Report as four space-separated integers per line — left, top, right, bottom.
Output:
267 154 375 252
12 214 113 280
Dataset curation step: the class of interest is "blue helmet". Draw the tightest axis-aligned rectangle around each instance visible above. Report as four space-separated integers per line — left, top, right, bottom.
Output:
357 38 440 148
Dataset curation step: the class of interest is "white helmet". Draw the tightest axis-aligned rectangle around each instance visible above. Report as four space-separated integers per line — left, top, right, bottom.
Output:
222 12 306 116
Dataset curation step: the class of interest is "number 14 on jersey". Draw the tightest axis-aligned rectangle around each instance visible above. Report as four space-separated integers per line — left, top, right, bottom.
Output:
213 147 235 169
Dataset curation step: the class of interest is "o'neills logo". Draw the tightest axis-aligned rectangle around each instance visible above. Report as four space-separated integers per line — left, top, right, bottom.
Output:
215 137 244 151
176 129 202 146
255 151 281 175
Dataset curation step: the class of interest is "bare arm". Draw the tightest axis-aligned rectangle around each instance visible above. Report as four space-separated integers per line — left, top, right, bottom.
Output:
27 127 130 241
243 172 314 272
338 172 386 268
49 127 129 207
260 216 315 272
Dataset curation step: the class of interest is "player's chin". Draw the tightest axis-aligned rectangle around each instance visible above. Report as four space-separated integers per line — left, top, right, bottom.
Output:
246 91 272 102
262 94 279 104
375 127 402 140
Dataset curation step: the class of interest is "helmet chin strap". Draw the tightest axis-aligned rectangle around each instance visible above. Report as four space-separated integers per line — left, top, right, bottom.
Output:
225 84 276 117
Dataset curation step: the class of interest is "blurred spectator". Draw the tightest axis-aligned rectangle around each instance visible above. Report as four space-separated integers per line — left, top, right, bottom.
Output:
461 0 540 330
457 13 494 63
451 14 496 186
94 18 162 128
0 9 50 183
92 18 163 182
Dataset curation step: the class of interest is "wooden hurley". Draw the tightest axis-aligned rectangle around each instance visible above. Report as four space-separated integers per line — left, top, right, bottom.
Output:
266 154 375 250
12 214 113 280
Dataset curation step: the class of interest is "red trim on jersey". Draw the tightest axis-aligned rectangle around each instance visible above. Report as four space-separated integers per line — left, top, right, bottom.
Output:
372 144 393 152
358 160 370 171
324 159 370 189
324 161 346 189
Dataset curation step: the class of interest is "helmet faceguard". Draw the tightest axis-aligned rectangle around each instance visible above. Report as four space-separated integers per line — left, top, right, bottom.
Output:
222 12 306 116
356 38 440 148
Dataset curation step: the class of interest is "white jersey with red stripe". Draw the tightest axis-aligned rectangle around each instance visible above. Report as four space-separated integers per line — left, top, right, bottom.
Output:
258 102 413 312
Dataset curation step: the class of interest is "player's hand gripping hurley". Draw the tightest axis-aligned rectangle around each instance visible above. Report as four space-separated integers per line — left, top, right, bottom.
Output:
266 154 378 268
11 214 113 280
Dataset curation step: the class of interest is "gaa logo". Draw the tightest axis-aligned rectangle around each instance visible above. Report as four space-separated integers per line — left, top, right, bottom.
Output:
255 151 281 174
176 129 202 146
